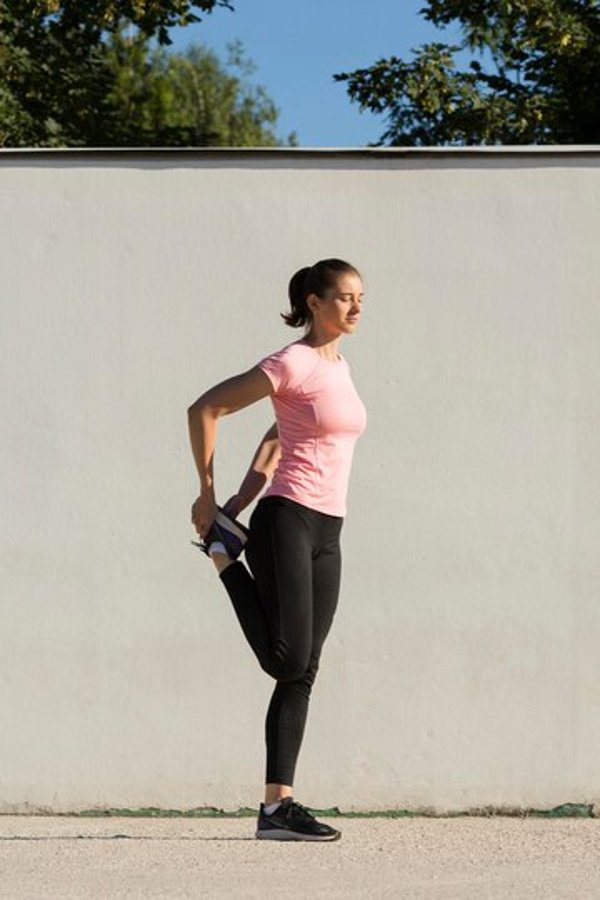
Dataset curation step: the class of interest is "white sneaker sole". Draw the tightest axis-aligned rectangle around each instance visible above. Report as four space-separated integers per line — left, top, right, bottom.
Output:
255 827 341 841
214 509 249 545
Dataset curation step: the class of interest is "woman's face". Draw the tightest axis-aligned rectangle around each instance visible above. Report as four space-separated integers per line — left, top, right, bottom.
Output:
308 272 364 335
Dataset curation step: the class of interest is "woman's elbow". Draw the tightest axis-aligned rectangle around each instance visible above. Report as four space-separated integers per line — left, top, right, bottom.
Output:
187 395 214 418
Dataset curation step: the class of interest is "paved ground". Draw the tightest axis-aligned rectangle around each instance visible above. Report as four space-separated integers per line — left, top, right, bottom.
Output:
1 815 600 898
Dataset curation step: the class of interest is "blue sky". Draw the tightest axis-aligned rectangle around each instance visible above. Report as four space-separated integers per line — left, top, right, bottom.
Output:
164 0 478 147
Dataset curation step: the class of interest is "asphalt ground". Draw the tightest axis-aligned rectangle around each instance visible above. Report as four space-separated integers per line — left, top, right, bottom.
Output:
1 814 600 898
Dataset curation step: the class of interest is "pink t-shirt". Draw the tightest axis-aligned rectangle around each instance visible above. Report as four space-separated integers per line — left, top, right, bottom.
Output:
256 339 367 516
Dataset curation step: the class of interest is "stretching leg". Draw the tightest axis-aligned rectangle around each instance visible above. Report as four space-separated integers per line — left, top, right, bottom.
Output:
218 497 314 682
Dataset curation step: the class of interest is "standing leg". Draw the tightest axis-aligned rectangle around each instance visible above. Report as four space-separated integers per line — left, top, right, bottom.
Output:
264 523 343 791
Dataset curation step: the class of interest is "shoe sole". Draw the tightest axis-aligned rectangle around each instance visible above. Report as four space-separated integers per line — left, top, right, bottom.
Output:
211 519 247 559
214 509 249 545
190 507 249 558
255 828 341 841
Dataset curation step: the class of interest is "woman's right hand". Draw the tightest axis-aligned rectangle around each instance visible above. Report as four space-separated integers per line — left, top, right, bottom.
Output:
191 492 218 541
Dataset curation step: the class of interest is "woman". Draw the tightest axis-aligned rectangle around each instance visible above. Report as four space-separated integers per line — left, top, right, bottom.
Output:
187 258 367 841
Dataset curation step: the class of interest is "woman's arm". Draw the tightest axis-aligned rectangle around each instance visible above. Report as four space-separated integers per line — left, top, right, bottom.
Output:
233 421 281 514
187 365 272 536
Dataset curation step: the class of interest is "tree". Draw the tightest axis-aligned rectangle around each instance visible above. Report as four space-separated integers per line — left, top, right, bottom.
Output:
103 28 296 146
0 1 296 146
332 0 600 145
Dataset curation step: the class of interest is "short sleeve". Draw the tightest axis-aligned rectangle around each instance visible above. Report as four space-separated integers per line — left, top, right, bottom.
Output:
256 346 293 395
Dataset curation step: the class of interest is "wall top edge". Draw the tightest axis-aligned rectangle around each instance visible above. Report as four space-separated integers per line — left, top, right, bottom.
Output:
1 145 599 158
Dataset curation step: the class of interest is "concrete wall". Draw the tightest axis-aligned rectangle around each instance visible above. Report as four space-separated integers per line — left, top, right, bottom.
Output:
1 147 599 814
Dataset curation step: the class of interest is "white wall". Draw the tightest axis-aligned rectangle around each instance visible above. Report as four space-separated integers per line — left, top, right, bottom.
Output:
1 147 599 813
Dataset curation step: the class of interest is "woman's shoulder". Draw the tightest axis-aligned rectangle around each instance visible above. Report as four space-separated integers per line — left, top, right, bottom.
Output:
258 339 310 364
256 340 317 394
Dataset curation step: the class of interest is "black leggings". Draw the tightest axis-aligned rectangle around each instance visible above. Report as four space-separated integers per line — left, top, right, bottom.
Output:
218 494 344 786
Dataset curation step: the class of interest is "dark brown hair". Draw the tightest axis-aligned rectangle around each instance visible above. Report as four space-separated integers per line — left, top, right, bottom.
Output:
281 258 361 328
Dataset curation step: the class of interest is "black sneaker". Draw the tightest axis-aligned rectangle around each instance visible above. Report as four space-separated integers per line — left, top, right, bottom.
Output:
190 506 250 560
255 797 341 841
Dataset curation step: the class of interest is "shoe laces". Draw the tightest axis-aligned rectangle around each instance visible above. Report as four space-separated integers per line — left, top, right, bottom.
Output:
287 799 316 822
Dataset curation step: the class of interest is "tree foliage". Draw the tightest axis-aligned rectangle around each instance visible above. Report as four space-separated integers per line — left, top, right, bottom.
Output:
0 1 296 146
103 28 296 146
332 0 600 145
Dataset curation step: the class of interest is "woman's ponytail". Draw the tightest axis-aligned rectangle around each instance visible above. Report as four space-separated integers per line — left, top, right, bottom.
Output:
281 266 313 327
